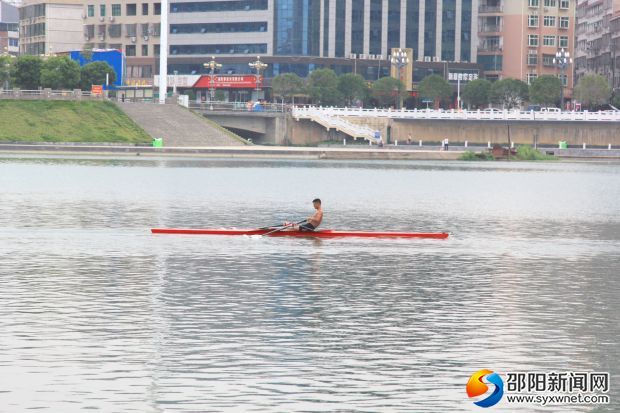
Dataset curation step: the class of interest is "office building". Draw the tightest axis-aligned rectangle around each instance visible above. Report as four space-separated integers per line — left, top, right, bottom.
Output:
1 1 19 55
477 0 575 98
19 0 84 55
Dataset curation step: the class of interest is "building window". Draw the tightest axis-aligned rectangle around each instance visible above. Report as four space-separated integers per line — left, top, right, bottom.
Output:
544 0 556 6
543 54 555 66
142 44 148 56
141 23 150 36
142 3 148 15
169 43 268 55
527 73 538 84
126 4 137 16
559 35 568 48
559 17 569 29
543 16 556 27
142 65 153 78
528 34 539 47
154 44 160 56
112 4 121 16
87 5 94 17
527 52 538 65
560 0 569 9
528 15 539 27
170 0 268 13
154 3 161 15
170 22 268 34
100 5 106 16
543 35 556 46
528 0 539 6
125 23 137 37
126 44 136 56
108 24 121 37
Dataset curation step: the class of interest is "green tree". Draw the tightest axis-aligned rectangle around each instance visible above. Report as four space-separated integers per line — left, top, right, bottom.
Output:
529 75 562 107
40 56 81 89
461 78 492 109
613 93 620 109
271 72 305 103
80 61 116 90
418 74 452 108
0 55 15 88
573 74 612 109
307 68 342 106
11 55 43 89
337 73 368 106
371 76 407 107
490 78 529 109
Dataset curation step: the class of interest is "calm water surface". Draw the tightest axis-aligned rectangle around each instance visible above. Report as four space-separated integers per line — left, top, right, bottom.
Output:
0 155 619 412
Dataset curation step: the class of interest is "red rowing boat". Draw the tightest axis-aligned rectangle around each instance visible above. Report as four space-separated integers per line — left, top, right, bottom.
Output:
151 228 449 239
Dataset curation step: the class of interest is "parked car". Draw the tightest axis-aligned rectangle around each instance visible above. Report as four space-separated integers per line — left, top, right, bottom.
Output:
526 104 542 112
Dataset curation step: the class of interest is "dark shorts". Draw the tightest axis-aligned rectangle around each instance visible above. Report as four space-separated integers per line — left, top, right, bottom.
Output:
299 222 315 232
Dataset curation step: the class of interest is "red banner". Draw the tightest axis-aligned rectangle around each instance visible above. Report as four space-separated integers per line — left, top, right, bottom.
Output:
193 75 262 89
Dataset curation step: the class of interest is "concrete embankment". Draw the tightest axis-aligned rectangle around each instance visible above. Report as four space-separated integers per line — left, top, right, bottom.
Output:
0 143 463 160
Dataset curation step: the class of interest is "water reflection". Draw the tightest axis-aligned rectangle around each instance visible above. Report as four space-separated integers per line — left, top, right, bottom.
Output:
0 156 618 412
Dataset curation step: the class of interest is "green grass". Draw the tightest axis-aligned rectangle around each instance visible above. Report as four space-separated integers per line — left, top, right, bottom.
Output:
0 100 151 144
515 145 557 161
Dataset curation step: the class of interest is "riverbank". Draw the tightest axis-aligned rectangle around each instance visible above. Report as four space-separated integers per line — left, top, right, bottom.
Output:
2 142 620 161
0 100 150 144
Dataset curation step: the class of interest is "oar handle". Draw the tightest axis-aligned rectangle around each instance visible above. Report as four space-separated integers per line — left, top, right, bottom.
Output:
261 219 306 236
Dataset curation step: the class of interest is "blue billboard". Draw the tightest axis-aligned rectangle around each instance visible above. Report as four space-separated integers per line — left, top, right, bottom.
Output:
69 49 125 89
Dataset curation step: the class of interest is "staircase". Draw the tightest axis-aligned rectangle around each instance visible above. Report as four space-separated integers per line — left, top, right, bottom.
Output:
118 102 246 147
292 107 378 142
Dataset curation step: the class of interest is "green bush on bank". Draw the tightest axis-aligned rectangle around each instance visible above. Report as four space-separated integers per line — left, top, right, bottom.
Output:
459 151 494 161
515 145 557 161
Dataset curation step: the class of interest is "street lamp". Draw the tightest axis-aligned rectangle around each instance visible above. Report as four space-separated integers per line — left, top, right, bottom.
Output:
203 56 222 103
553 48 572 111
390 48 409 109
248 56 267 100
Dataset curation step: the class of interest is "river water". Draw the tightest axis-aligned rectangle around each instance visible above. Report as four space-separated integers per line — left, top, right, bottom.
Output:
0 155 618 412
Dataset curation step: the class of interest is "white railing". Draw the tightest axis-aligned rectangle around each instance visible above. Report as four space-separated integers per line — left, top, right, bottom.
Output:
293 107 378 142
292 106 620 122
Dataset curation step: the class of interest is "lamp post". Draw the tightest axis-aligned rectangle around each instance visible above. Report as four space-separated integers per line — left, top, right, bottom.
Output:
248 56 267 100
553 48 572 111
390 48 409 109
203 56 221 107
172 69 178 95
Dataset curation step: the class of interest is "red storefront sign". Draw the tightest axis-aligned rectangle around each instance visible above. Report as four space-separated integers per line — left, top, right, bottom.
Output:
193 75 262 89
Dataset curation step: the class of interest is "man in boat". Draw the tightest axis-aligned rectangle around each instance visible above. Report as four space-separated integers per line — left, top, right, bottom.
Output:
287 198 323 232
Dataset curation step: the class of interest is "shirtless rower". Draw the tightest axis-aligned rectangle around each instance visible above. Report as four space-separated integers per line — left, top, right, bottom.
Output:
286 198 323 232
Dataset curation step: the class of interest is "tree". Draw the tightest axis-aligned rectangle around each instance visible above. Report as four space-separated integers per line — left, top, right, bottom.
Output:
371 76 407 107
40 56 81 89
306 68 342 106
337 73 368 106
0 55 15 88
529 75 562 107
11 55 43 89
461 78 492 109
490 78 529 109
271 72 304 103
574 74 612 109
418 74 452 108
80 61 116 90
613 93 620 109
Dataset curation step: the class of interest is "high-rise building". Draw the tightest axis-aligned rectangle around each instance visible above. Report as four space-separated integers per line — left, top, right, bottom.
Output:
166 0 480 80
81 0 162 87
1 1 19 55
575 0 620 89
19 0 84 55
477 0 575 99
611 7 620 91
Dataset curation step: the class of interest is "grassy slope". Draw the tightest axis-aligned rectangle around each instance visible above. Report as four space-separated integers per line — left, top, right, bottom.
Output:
0 100 151 143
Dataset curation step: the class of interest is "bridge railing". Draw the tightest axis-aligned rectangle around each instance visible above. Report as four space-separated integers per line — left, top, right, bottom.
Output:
292 106 620 122
187 100 288 113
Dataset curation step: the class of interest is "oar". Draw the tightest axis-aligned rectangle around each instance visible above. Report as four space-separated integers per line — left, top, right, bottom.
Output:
261 219 306 237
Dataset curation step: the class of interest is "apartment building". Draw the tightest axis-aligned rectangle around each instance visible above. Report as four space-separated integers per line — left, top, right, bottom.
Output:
19 0 83 55
575 0 620 89
612 8 620 90
82 0 161 86
478 0 575 98
1 1 19 55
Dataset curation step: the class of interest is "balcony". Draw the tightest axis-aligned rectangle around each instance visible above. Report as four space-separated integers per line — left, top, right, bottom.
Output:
479 5 503 14
479 24 503 33
478 45 503 53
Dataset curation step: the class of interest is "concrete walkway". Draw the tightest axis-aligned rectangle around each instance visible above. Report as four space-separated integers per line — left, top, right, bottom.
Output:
118 102 245 147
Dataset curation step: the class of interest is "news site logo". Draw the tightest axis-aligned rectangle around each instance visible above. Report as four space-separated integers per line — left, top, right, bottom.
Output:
466 369 505 408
